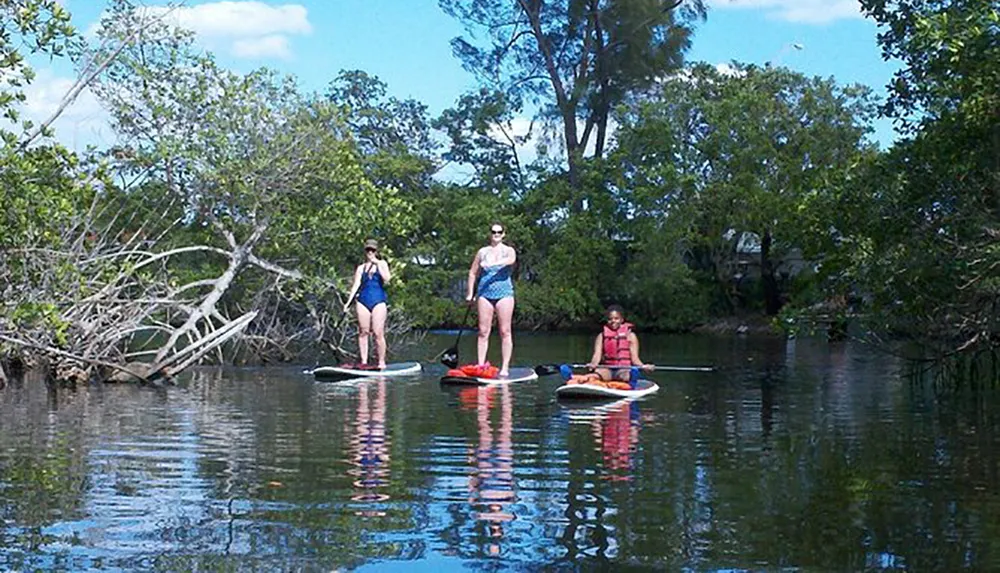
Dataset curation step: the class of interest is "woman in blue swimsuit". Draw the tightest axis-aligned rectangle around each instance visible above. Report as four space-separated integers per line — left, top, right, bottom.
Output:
344 238 391 369
466 223 517 377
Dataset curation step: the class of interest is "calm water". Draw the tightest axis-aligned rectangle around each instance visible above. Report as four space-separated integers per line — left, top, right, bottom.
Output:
2 333 1000 571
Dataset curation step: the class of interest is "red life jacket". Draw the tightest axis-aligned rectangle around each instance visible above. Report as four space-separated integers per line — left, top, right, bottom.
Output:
602 322 634 366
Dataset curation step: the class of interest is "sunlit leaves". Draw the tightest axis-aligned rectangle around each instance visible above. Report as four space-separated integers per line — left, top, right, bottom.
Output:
853 0 999 364
88 4 417 289
612 63 877 313
0 0 77 139
440 0 706 185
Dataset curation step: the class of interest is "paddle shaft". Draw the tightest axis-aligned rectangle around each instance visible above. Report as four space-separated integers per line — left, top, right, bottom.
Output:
452 303 474 347
439 300 474 368
567 363 715 373
333 290 362 364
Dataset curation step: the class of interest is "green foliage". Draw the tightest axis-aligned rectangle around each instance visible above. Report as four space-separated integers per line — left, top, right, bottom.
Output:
615 226 711 331
520 212 610 328
0 145 93 250
326 70 438 193
613 62 877 316
849 0 1000 369
433 88 527 194
10 301 69 345
440 0 706 186
0 1 87 250
89 5 418 290
0 0 77 143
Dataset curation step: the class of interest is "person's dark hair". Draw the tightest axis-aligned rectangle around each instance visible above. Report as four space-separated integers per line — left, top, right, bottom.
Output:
606 304 624 316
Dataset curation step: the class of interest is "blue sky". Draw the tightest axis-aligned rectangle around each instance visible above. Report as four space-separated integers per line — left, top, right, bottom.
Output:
29 0 899 151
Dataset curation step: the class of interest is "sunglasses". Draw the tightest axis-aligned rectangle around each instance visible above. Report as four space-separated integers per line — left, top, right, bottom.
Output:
365 247 377 252
490 229 504 235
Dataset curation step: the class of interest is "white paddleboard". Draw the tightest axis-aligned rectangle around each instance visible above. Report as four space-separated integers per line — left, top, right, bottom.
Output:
555 379 659 399
311 361 422 382
439 366 539 386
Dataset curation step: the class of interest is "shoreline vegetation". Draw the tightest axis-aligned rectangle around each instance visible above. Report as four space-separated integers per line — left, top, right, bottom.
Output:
1 1 996 388
426 314 787 337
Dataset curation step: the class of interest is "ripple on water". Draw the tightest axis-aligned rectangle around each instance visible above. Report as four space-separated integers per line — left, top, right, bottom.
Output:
4 339 1000 570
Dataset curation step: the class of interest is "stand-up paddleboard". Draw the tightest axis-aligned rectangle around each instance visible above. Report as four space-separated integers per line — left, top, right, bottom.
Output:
555 378 659 399
440 366 538 386
310 361 422 382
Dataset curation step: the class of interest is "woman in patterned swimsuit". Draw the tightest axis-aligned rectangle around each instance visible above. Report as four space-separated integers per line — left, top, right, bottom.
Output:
344 238 391 369
466 223 517 377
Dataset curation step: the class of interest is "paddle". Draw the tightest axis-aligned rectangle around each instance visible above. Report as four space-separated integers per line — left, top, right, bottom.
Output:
440 302 474 369
333 290 361 366
534 363 715 376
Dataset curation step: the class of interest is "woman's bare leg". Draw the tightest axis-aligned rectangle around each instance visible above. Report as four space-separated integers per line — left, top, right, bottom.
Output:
371 303 388 369
355 302 373 364
476 297 495 365
495 297 514 376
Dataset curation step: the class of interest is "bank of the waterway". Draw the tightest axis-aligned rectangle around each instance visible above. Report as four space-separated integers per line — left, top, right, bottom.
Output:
1 333 998 570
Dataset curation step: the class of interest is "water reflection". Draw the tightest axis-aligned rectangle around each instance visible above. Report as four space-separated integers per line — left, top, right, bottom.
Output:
4 337 1000 570
559 398 645 562
459 385 516 556
348 380 392 510
594 401 640 480
563 399 642 481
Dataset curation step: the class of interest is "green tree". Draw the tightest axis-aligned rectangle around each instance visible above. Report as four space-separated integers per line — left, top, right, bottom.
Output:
0 0 76 145
434 88 530 195
61 0 418 370
440 0 705 193
613 63 877 316
0 0 85 250
326 70 438 194
851 0 1000 372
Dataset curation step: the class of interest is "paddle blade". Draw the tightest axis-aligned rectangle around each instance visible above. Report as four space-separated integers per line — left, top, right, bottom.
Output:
534 364 561 376
312 370 357 383
440 346 458 369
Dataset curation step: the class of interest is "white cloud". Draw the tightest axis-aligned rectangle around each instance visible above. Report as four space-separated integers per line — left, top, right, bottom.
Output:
17 69 115 150
486 117 534 149
493 115 621 164
708 0 862 24
231 34 291 59
102 2 312 60
150 1 311 39
713 62 745 77
437 114 622 182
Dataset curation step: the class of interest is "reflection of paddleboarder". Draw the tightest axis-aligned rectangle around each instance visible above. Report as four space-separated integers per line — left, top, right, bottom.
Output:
467 385 515 555
590 401 640 481
348 380 391 508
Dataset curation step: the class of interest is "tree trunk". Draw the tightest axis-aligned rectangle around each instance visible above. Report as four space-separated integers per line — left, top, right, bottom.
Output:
519 0 584 201
761 229 782 316
594 95 610 160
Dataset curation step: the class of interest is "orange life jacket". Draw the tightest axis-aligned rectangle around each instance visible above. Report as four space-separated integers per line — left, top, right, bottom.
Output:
568 374 631 390
602 322 634 366
449 363 499 379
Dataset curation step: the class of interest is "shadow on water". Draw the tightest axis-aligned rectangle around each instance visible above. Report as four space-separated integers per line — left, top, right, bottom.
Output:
2 334 1000 570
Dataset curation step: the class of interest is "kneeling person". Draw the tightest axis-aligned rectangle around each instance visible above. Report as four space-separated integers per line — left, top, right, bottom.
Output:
562 305 653 388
